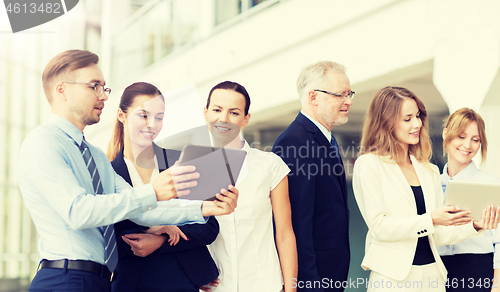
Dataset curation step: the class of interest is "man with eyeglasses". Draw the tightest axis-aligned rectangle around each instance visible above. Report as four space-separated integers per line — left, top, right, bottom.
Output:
273 61 353 291
18 49 239 292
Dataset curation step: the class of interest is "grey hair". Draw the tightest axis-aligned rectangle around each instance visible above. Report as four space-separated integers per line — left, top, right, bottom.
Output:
296 61 346 99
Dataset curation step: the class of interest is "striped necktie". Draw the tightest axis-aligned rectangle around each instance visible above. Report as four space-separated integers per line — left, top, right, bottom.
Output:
331 135 343 166
78 138 118 272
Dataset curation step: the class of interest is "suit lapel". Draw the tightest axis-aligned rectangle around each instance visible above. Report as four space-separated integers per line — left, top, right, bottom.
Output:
296 113 341 166
389 160 417 210
296 113 347 197
153 143 168 171
112 148 133 186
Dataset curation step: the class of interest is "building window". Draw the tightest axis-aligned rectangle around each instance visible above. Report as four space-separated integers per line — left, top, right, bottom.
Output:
215 0 268 25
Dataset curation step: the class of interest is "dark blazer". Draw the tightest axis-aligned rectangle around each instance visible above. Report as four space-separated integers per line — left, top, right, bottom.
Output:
111 145 219 292
272 113 350 291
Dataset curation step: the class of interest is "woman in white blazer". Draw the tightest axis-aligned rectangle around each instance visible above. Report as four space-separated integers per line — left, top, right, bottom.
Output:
353 86 500 291
438 108 500 292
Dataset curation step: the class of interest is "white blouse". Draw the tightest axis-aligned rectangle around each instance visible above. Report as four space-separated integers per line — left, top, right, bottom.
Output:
209 141 290 292
438 161 500 268
123 156 159 187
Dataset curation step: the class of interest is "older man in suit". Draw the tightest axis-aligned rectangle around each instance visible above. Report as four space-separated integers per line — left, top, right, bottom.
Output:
272 61 354 291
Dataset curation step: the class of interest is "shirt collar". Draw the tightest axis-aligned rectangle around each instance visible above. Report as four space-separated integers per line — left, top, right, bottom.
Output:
48 114 84 146
300 110 332 143
242 140 251 152
442 161 478 181
222 139 248 151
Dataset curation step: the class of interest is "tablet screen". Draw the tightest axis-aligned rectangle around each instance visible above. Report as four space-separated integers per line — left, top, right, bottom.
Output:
178 145 246 201
444 180 500 221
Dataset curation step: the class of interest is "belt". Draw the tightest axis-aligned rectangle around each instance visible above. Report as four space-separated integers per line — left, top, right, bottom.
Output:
39 259 113 281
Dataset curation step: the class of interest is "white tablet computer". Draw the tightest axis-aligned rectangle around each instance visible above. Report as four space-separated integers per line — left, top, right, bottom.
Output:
178 145 246 201
443 180 500 221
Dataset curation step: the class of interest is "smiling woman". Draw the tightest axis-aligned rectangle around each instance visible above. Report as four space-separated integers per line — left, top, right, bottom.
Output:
352 87 500 292
438 108 500 292
106 82 220 292
204 86 250 148
203 81 297 292
118 94 165 166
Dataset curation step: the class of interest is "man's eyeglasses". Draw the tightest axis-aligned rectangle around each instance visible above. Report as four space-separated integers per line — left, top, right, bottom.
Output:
313 89 355 100
63 81 112 97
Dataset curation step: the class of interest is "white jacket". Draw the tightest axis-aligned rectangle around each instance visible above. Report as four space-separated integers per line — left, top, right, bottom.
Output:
353 153 481 281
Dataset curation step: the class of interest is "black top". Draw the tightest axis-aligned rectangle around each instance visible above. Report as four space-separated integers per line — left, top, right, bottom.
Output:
411 185 435 265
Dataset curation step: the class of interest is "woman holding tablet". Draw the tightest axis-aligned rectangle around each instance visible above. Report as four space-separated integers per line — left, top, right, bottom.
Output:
106 82 220 292
438 108 500 292
201 81 297 292
352 86 500 291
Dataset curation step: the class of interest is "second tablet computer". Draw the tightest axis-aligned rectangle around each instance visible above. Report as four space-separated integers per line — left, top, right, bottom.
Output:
444 180 500 221
178 145 246 201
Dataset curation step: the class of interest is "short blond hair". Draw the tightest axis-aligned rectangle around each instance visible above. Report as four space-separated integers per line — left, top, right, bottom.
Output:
42 50 99 103
443 108 487 161
296 61 346 99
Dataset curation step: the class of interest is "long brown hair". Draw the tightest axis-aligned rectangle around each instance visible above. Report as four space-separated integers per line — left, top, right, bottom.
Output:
443 108 487 161
359 86 432 165
106 82 163 161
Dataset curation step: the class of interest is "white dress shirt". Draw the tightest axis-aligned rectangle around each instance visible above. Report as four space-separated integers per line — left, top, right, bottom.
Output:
438 161 500 268
209 141 290 292
300 110 332 143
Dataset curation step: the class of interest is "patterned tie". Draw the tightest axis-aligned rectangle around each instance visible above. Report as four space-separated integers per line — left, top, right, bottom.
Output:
78 138 118 272
330 135 340 163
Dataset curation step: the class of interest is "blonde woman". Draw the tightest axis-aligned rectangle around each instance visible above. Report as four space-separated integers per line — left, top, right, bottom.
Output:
438 108 500 292
352 86 500 291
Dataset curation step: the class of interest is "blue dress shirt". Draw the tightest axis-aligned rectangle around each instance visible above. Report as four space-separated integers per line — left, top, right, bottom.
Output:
18 114 205 264
438 161 500 269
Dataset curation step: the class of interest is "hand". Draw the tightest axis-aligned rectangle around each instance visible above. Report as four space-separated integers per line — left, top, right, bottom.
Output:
145 225 188 246
473 205 500 231
431 205 472 226
122 233 167 257
199 278 220 292
201 185 239 217
152 163 199 201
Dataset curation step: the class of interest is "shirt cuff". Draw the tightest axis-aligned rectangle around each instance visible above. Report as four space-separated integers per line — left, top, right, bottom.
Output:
135 184 158 212
179 200 205 224
155 199 206 225
177 199 207 222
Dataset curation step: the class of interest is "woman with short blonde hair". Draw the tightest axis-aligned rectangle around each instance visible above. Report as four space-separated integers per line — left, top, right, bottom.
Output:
438 108 499 292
